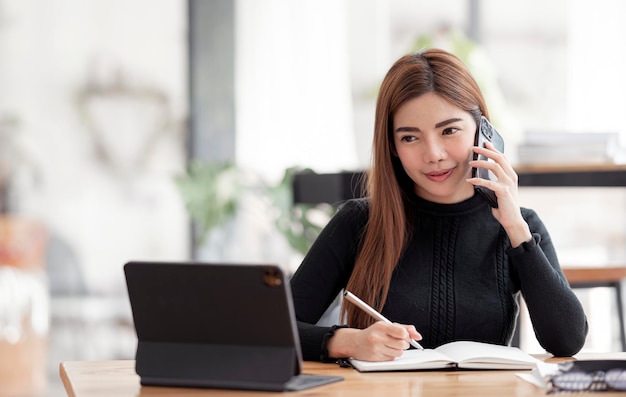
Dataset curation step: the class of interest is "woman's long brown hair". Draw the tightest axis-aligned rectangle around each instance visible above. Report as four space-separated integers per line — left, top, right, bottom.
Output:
342 48 490 328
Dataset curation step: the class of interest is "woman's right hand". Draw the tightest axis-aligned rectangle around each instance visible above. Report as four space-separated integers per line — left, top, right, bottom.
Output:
327 321 422 361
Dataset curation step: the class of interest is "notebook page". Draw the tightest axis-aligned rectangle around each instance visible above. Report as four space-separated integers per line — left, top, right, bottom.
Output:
435 341 539 366
349 349 456 372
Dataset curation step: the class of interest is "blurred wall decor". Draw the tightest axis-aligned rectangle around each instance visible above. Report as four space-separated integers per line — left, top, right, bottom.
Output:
0 1 188 395
76 64 176 180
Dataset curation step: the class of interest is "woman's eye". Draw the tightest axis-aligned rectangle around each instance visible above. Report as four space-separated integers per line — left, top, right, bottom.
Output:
442 127 459 135
401 135 418 142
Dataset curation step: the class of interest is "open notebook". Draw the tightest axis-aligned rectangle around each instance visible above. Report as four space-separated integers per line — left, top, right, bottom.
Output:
124 261 343 391
349 341 542 372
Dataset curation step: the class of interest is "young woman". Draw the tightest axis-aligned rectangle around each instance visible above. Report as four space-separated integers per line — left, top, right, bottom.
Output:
290 48 588 362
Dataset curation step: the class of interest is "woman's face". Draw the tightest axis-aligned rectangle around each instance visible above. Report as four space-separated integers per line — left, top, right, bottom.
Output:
392 92 477 204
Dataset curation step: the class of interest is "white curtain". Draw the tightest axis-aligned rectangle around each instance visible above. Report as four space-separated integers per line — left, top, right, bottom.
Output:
566 0 626 137
235 0 358 182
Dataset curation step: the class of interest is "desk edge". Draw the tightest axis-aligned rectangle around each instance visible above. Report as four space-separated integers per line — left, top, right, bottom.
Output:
59 362 77 397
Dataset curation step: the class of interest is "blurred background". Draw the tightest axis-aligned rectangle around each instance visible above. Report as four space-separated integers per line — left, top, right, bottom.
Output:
1 0 626 395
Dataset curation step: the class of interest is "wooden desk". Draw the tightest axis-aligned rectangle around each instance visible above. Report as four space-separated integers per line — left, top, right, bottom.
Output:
60 358 626 397
514 163 626 186
563 267 626 285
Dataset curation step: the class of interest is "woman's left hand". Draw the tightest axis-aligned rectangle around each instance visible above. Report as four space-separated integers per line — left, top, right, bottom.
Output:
468 141 532 247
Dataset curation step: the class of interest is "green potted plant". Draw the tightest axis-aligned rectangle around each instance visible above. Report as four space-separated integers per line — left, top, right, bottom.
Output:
175 162 333 258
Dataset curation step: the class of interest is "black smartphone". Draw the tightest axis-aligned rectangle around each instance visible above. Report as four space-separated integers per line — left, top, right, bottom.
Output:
472 116 505 208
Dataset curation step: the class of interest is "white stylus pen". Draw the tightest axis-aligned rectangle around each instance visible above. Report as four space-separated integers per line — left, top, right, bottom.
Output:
343 290 424 350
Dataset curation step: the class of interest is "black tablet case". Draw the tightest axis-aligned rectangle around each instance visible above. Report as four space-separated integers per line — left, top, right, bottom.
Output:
124 261 342 391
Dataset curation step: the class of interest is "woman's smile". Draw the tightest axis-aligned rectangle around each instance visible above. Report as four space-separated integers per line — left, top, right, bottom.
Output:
424 167 455 182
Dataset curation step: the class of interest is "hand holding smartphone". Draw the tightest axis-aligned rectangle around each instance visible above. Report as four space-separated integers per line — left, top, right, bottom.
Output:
472 116 505 208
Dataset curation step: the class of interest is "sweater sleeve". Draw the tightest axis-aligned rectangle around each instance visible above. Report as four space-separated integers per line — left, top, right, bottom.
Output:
508 208 588 356
289 199 368 361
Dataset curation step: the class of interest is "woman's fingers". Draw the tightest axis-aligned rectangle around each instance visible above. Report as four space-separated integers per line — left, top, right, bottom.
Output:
353 321 420 361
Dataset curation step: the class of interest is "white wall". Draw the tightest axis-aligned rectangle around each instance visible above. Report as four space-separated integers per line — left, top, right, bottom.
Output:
235 0 359 183
0 0 189 294
566 0 626 135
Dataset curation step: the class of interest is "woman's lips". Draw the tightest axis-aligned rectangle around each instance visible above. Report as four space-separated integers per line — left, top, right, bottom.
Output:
425 169 453 182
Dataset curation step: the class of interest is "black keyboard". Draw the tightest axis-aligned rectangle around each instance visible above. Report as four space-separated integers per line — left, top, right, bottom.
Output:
285 374 344 391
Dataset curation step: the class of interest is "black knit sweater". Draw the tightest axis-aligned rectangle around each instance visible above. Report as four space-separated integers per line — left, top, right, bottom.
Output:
290 193 588 361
